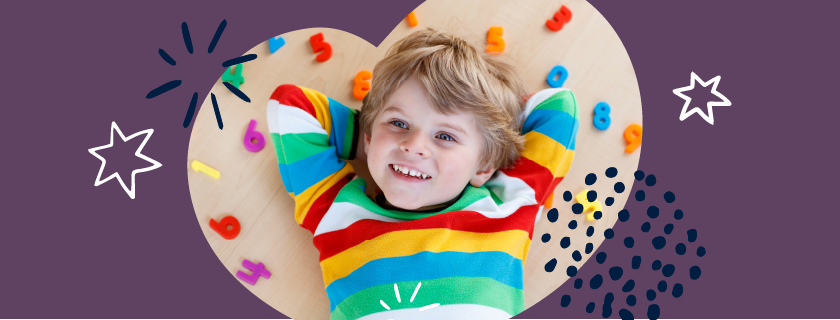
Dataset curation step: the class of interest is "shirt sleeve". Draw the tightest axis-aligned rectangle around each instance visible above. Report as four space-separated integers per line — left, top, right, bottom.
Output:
266 84 360 234
499 88 579 207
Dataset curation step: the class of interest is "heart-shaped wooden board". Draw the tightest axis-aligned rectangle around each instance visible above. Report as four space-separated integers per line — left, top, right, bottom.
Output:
188 0 641 318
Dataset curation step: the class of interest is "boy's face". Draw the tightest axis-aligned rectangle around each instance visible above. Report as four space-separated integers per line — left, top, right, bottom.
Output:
364 76 496 210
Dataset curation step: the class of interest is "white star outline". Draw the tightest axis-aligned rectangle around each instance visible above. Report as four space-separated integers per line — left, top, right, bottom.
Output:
673 72 732 125
88 121 162 199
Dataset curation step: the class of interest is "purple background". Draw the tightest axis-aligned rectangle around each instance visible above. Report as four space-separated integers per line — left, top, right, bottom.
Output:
1 0 838 318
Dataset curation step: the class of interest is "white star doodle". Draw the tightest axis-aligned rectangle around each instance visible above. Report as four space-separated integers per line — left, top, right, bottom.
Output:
88 121 162 199
673 72 732 125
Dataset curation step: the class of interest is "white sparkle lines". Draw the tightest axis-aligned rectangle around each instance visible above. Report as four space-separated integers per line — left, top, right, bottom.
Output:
410 282 421 302
377 281 440 315
419 303 440 311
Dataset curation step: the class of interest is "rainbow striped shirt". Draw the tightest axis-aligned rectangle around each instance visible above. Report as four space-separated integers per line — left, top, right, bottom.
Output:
267 84 578 320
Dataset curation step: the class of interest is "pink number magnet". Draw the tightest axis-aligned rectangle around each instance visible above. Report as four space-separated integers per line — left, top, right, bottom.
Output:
236 259 271 285
243 119 265 152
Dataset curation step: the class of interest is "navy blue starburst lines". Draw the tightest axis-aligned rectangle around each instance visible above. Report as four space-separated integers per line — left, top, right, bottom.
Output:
146 19 256 129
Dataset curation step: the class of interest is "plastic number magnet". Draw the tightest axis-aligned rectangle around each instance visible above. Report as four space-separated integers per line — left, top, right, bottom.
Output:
546 5 573 32
209 216 241 240
546 65 568 88
406 11 418 27
522 92 537 103
243 119 265 152
310 32 332 62
575 190 603 221
221 64 245 88
236 259 271 285
191 160 220 180
268 36 285 53
545 191 555 209
593 102 611 130
624 124 643 153
486 26 505 54
353 70 372 100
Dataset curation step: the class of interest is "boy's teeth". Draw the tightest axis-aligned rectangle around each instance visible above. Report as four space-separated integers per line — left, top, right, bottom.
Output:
390 164 431 179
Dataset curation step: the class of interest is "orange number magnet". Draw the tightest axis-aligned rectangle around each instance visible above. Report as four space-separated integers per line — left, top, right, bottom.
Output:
406 11 418 27
353 70 372 100
624 124 643 153
486 26 505 54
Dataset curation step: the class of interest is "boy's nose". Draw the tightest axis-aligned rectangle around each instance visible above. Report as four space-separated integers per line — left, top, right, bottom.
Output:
401 145 425 156
400 134 429 157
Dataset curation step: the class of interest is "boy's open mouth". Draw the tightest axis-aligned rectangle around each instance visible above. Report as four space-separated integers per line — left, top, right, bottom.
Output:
389 164 432 180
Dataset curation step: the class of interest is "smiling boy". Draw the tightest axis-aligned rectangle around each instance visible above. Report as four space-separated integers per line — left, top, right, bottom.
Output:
363 75 497 211
267 28 579 320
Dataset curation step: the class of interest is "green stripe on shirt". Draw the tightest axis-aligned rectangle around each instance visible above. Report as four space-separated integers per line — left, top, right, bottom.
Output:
330 276 523 320
273 132 331 165
333 179 493 221
534 90 578 119
341 109 357 160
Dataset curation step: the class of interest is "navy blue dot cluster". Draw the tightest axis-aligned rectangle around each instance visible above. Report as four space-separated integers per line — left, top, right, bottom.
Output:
543 168 625 292
541 167 706 320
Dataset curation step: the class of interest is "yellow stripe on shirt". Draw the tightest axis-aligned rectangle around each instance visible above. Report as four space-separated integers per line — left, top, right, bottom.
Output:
320 228 531 288
520 131 575 178
293 164 355 225
299 86 332 139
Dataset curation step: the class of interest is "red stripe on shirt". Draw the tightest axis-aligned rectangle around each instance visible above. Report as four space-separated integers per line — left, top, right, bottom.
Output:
301 173 355 234
312 204 539 262
270 84 317 118
541 176 565 206
500 156 556 204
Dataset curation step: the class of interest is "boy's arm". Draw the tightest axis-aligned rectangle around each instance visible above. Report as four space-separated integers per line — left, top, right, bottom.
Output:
266 84 360 234
499 88 579 206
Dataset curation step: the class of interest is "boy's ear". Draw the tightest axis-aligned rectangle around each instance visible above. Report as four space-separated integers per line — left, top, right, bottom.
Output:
363 133 371 155
469 164 497 188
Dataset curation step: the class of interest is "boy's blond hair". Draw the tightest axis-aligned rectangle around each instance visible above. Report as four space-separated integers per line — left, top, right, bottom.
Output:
360 28 529 170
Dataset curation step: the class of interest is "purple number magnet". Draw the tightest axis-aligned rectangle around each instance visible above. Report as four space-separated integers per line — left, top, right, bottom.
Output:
236 259 271 285
243 119 266 152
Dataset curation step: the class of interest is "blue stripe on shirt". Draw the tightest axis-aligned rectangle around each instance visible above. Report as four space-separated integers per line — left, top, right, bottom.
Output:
325 251 523 312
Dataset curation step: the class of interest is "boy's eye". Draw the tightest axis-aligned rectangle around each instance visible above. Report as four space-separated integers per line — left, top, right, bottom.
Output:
390 120 408 129
436 133 455 141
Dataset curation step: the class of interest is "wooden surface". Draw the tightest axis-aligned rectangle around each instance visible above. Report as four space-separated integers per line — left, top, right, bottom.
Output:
187 0 642 319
